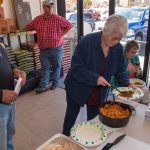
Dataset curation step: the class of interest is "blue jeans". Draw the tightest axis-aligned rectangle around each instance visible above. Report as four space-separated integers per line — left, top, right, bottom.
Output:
0 103 16 150
39 46 63 88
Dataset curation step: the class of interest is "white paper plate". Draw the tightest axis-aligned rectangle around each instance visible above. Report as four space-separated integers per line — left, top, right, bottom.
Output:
130 78 145 87
71 122 107 147
112 87 144 102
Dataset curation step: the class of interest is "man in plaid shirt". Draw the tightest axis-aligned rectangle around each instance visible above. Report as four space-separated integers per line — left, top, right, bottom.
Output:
21 0 73 94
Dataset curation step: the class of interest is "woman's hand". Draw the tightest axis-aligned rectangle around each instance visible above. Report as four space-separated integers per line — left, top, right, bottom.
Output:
128 64 140 74
13 69 26 85
97 76 110 86
132 66 141 77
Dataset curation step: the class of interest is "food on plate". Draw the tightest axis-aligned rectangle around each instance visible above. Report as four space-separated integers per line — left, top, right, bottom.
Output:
112 87 144 102
100 103 130 119
130 79 145 87
118 90 134 98
133 81 143 86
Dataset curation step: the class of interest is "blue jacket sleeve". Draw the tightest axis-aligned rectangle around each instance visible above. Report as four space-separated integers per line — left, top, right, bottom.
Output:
69 37 99 87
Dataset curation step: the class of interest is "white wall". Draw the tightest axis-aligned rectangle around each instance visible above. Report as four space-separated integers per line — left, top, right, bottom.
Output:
29 0 41 19
2 0 15 19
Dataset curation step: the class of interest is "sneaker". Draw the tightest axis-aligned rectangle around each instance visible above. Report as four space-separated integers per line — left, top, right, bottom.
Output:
50 83 58 90
35 87 48 94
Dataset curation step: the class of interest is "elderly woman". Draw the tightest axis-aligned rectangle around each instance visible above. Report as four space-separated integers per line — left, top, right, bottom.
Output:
62 15 130 136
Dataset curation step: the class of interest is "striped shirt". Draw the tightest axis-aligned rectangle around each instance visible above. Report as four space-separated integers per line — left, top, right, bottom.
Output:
26 14 73 49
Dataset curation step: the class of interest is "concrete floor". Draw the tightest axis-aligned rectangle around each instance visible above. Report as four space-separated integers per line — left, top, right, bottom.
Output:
13 88 87 150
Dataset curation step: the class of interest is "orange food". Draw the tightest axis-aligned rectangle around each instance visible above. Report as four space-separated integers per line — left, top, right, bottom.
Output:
0 0 3 6
100 104 130 119
118 91 134 98
134 81 143 86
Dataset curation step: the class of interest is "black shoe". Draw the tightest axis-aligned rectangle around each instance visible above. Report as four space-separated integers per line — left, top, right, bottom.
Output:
50 83 58 90
35 87 48 94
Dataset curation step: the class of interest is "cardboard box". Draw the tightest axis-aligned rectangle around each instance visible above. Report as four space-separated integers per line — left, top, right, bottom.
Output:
6 18 16 33
0 20 9 34
0 7 5 21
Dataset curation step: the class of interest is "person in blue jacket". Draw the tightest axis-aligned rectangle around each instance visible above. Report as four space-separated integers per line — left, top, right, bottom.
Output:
0 43 26 150
62 15 130 136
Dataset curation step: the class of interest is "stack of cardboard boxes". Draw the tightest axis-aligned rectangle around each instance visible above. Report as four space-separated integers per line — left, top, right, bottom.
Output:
0 7 16 34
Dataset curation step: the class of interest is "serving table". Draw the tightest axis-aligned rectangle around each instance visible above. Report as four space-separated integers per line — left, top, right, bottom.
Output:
89 100 150 150
36 100 150 150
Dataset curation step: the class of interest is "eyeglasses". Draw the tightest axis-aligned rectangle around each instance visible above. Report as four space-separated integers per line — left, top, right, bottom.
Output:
111 35 122 41
43 5 51 8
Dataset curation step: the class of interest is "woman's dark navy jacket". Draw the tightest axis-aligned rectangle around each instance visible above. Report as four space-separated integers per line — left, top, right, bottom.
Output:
65 31 130 106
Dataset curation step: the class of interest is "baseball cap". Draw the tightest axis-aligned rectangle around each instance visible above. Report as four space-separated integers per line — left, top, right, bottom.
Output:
42 0 54 6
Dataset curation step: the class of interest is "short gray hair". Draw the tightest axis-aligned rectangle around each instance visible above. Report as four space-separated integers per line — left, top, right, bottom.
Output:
42 0 54 6
103 14 128 37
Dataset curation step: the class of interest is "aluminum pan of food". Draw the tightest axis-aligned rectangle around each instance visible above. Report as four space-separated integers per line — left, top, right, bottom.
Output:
35 133 87 150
